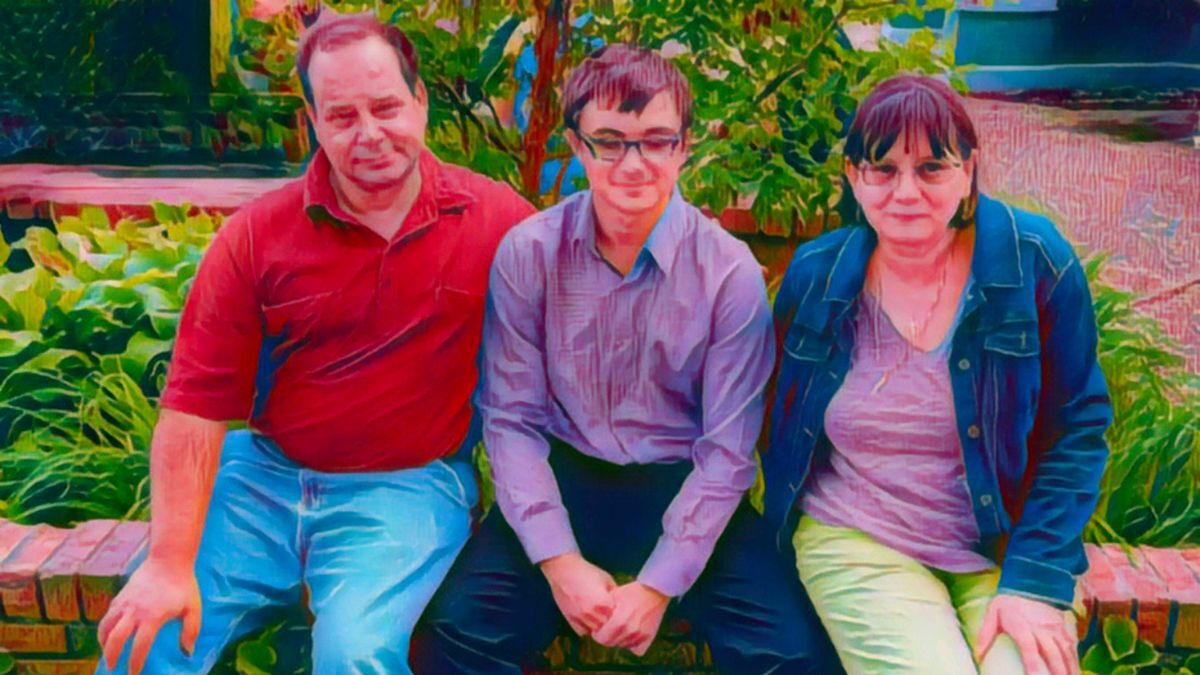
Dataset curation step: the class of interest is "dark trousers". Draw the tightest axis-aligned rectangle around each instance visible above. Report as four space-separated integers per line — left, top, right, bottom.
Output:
413 440 841 674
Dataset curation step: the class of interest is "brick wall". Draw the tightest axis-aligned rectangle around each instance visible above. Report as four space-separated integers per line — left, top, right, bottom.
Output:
1 518 1197 672
0 520 148 674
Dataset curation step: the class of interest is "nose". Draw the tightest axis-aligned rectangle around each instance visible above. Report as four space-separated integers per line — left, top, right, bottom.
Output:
613 143 651 176
892 168 921 201
358 115 385 144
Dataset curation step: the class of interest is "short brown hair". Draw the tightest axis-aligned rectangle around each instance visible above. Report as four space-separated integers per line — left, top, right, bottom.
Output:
840 75 979 229
562 44 692 135
297 11 421 107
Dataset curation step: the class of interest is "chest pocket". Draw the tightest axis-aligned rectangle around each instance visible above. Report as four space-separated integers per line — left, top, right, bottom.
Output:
982 320 1040 357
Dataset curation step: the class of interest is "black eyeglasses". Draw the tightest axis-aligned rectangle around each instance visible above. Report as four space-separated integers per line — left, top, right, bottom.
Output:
574 129 684 163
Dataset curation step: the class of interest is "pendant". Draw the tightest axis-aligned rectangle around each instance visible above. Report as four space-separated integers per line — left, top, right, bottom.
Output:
871 371 890 394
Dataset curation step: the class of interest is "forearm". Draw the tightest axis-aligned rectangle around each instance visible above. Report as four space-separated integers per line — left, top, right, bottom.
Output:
146 408 227 569
639 465 751 597
486 414 579 564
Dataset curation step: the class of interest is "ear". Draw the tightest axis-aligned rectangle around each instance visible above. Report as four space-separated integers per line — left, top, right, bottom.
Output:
414 79 430 107
844 157 859 185
304 99 319 125
565 128 585 158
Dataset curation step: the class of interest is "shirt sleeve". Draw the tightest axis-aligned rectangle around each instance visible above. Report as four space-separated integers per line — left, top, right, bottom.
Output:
480 231 580 564
638 254 775 597
998 247 1112 608
159 211 262 421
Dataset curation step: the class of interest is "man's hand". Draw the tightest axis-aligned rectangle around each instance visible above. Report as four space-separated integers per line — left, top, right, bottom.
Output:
592 581 670 656
976 594 1080 675
97 558 201 675
540 552 616 636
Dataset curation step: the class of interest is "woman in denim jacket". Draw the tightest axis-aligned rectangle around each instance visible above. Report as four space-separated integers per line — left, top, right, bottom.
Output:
763 75 1111 675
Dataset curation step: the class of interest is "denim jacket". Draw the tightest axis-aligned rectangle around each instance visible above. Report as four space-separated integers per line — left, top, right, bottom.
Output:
763 194 1112 609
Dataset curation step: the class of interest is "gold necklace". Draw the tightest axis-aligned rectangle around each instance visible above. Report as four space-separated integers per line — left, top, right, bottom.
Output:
870 240 954 395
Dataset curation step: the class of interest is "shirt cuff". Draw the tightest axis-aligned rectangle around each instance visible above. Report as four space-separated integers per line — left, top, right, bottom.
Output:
159 390 250 422
637 536 710 598
512 507 580 566
997 555 1078 610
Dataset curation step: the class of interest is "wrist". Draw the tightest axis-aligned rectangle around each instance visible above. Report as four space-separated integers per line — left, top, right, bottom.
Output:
146 546 197 573
635 581 669 604
539 551 582 575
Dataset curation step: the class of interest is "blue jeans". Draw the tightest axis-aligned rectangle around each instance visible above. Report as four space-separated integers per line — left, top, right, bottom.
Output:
97 430 476 675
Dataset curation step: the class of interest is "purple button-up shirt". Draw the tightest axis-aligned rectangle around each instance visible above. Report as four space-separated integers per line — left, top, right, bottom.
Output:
480 190 774 597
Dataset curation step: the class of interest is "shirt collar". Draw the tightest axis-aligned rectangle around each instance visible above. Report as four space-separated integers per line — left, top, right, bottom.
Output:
302 148 476 233
824 193 1023 301
572 188 685 277
800 193 1023 332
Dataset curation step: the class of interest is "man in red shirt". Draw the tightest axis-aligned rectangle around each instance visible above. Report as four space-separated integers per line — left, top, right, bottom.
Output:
95 11 534 675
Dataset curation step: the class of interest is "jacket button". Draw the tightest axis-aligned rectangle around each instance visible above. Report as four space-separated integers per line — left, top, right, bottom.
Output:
980 495 993 507
967 425 981 439
958 358 971 371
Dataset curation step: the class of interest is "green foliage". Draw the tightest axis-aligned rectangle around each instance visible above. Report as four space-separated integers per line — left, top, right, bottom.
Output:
1082 616 1159 674
0 205 220 527
0 1 192 97
583 0 958 231
1084 255 1200 549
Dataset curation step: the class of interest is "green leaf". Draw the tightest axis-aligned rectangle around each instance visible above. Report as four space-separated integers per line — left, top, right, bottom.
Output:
1103 616 1138 661
235 638 277 675
119 332 173 383
0 330 41 359
475 15 521 88
1082 643 1117 674
79 205 112 232
1123 639 1158 667
151 202 188 226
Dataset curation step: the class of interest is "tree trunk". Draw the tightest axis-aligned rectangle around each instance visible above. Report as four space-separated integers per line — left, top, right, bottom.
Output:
519 0 570 204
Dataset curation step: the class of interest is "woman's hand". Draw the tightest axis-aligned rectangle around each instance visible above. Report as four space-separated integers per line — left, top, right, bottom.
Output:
976 594 1080 675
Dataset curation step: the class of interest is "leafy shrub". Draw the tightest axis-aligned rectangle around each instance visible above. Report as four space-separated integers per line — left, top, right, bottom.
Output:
0 204 219 526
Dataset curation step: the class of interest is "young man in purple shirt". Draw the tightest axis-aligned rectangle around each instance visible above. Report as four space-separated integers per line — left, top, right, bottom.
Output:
414 45 838 674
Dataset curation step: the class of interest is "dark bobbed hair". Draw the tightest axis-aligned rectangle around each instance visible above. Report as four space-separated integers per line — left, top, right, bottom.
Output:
837 75 979 229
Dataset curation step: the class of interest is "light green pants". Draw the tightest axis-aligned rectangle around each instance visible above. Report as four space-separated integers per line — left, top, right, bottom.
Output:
794 515 1072 675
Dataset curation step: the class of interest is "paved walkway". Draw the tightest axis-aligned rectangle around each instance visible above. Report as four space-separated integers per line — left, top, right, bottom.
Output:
967 97 1200 371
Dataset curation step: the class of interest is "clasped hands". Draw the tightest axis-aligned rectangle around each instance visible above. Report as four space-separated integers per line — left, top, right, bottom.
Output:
540 552 669 656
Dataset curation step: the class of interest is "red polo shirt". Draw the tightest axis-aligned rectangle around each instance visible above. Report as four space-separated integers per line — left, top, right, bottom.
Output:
160 149 536 471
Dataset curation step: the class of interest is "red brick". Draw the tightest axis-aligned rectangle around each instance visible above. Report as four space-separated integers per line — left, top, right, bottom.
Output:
0 521 36 564
1177 605 1200 650
1180 548 1200 577
14 660 98 675
79 522 148 622
0 526 70 619
38 521 119 622
1083 544 1133 619
1141 548 1200 602
717 207 758 235
5 198 34 220
1102 545 1171 646
0 623 68 653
